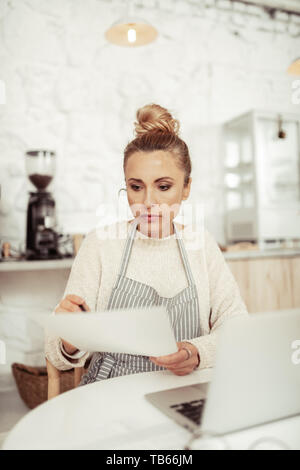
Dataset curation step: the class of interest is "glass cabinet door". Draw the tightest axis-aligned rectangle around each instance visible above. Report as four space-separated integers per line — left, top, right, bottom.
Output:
224 129 254 210
257 118 300 207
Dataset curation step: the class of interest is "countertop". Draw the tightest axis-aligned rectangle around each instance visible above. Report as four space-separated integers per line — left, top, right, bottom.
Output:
224 248 300 261
0 258 74 272
1 247 300 271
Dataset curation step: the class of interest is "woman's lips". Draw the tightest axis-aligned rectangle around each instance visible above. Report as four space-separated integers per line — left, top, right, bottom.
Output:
141 214 160 219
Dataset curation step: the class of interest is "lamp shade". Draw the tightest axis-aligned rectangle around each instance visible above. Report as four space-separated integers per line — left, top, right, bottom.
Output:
288 58 300 75
105 17 158 47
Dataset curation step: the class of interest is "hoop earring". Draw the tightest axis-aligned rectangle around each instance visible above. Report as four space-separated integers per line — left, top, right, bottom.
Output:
118 187 127 198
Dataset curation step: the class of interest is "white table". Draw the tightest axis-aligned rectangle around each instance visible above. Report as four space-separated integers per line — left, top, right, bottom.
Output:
3 368 300 450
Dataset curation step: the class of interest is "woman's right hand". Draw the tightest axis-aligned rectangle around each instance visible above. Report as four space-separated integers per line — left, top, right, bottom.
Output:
54 294 90 355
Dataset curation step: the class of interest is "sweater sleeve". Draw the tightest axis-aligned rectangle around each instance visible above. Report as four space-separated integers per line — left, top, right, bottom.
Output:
44 228 102 371
184 229 249 370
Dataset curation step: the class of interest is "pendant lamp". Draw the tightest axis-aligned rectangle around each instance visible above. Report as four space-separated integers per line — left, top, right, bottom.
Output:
105 0 158 47
287 58 300 75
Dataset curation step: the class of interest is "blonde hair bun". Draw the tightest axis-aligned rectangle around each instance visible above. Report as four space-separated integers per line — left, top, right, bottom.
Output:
134 103 180 137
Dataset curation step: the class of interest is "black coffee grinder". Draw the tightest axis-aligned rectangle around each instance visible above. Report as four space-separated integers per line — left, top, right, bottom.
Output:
25 150 62 260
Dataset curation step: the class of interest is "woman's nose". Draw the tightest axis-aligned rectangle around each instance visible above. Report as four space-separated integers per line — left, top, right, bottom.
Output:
143 191 157 208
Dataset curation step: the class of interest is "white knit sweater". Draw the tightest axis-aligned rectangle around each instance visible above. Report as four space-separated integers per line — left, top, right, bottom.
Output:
44 219 249 372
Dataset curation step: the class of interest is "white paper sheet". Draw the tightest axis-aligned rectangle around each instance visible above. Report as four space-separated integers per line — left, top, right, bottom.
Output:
34 305 178 357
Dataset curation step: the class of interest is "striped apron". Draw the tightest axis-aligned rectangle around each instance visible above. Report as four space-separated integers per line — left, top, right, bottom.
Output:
79 217 200 386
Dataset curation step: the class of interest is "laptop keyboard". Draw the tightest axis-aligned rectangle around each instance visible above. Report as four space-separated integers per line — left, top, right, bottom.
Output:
170 399 206 426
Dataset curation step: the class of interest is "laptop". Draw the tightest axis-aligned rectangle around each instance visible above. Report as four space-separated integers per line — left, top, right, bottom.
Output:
145 309 300 436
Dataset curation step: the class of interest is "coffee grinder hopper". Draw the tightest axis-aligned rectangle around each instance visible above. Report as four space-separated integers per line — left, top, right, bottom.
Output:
25 150 62 260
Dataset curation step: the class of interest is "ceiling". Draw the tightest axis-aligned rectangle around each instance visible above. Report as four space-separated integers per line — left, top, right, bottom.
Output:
232 0 300 14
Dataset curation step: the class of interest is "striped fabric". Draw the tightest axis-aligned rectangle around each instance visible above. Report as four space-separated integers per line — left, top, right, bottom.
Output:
79 217 200 386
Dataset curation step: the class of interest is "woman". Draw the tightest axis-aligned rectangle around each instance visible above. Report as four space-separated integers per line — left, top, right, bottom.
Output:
45 103 248 385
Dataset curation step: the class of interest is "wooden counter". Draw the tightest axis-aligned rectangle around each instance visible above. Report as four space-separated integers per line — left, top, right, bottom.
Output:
227 255 300 313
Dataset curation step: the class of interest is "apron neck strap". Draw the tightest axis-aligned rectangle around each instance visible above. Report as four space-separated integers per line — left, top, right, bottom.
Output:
118 217 195 286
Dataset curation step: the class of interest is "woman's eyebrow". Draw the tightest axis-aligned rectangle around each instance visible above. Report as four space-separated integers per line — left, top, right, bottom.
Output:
128 177 175 183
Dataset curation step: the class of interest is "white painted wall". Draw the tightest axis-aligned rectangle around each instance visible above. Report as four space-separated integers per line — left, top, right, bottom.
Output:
0 0 300 247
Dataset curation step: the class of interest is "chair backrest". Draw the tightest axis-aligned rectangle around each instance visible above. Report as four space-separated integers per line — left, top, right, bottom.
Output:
46 358 84 400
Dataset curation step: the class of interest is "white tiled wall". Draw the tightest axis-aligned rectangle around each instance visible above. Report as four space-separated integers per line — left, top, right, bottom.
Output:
0 0 300 245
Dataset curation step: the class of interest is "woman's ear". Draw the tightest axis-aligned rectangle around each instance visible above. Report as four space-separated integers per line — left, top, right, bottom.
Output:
182 177 192 201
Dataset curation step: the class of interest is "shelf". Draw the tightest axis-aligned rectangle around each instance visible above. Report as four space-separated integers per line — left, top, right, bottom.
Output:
0 258 74 272
224 248 300 261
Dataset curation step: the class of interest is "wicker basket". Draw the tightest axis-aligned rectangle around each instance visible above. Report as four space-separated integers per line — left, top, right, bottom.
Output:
11 362 89 410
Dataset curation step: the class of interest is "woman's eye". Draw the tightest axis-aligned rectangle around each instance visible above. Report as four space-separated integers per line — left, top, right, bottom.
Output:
130 184 171 191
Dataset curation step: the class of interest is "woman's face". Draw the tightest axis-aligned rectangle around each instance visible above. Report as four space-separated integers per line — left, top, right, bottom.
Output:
125 150 191 237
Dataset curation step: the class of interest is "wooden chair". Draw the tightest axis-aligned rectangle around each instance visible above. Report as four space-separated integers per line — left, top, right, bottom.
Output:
46 358 84 400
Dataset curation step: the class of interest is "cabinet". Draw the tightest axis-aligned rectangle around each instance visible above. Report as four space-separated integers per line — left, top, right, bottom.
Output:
227 255 300 313
223 110 300 248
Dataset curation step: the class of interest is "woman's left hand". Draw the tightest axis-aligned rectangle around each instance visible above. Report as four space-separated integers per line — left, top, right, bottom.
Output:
149 341 200 376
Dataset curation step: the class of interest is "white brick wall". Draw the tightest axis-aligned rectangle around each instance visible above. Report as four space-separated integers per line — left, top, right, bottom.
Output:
0 0 299 245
